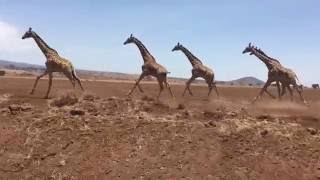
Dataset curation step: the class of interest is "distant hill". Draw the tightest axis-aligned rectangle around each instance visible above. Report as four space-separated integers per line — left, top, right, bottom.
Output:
0 59 44 71
227 76 265 86
0 59 264 85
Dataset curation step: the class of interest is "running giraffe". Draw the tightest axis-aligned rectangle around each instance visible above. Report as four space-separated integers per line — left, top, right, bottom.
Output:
242 43 306 103
124 34 174 100
22 27 84 98
172 42 219 98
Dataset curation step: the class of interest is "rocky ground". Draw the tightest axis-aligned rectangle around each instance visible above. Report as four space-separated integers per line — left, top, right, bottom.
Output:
0 91 319 180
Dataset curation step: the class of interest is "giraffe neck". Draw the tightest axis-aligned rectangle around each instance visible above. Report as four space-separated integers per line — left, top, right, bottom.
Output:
132 38 155 63
32 32 58 58
179 46 202 66
251 49 276 70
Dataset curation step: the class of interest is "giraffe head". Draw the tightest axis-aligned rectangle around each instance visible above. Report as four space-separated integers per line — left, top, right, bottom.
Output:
172 42 183 52
22 27 35 39
123 34 135 45
242 43 255 55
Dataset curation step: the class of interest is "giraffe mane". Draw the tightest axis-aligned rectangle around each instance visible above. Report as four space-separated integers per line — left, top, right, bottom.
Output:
33 32 59 54
180 45 203 64
133 37 155 59
254 46 280 63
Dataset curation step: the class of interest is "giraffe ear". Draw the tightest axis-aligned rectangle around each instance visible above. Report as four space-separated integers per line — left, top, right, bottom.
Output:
28 27 32 32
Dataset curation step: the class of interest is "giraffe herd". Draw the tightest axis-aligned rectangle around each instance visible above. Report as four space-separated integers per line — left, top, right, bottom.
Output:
20 28 310 104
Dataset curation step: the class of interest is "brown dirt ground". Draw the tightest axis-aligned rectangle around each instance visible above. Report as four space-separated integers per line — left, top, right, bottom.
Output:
0 77 319 180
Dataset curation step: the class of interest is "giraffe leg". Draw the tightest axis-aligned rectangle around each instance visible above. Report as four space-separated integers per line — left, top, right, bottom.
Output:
30 70 48 95
164 79 175 99
207 82 213 97
183 76 196 96
63 71 76 88
293 84 307 104
44 73 53 99
136 81 144 93
252 79 272 103
128 72 146 96
276 81 282 100
72 70 84 91
287 84 294 101
212 83 219 98
264 89 276 99
280 83 287 98
156 79 164 100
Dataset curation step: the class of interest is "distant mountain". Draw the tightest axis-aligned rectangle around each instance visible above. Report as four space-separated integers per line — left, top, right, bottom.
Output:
0 59 265 85
225 76 265 86
0 59 44 70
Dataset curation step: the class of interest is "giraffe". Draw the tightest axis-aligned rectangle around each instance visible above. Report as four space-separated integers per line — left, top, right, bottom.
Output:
253 46 304 100
172 42 219 98
242 43 306 103
22 27 84 99
123 34 174 100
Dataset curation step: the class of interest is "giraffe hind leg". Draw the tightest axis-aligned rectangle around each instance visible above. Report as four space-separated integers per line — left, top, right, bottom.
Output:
212 82 219 98
164 80 175 99
72 70 84 91
64 71 76 88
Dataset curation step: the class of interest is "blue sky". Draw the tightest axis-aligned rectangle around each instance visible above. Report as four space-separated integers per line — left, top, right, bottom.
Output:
0 0 319 85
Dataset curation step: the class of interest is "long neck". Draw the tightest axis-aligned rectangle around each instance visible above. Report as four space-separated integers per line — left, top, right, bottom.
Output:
32 32 58 57
179 46 202 66
132 38 155 63
251 49 276 70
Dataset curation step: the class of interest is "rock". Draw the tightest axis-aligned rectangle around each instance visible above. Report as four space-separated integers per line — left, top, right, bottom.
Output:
58 160 66 166
208 121 216 127
307 128 318 135
227 111 237 117
8 103 33 114
70 109 85 116
177 103 185 110
141 96 154 102
82 94 96 101
257 114 274 121
260 129 268 136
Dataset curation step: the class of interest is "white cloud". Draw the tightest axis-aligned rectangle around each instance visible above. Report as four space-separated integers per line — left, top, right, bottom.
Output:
0 21 32 53
0 20 42 63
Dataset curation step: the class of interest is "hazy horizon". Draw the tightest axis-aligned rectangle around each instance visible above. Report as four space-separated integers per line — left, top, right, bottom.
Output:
0 0 319 85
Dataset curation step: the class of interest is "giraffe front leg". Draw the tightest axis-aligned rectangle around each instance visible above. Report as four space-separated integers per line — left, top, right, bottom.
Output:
264 89 276 99
183 76 196 96
44 73 53 99
128 72 146 97
137 83 144 93
30 70 48 95
252 79 272 103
